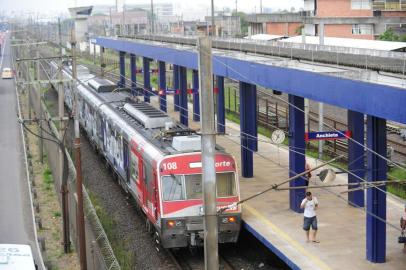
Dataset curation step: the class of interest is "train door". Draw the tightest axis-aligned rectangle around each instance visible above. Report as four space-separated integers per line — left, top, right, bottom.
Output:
100 118 106 152
131 144 145 207
152 170 159 220
144 160 157 221
123 139 129 184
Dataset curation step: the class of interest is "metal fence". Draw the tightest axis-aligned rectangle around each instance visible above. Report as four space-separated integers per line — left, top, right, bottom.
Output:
25 57 120 270
127 34 406 75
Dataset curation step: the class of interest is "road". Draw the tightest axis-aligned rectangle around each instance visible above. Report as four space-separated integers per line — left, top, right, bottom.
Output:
0 33 43 268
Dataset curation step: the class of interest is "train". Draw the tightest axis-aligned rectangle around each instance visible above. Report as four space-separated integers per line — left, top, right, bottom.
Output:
49 61 242 249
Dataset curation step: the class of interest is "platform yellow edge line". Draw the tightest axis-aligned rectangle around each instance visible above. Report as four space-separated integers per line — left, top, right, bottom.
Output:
244 204 332 270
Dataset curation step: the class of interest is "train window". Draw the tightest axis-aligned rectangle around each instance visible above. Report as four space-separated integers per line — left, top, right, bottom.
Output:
217 172 236 197
185 174 203 200
162 175 185 201
130 154 139 183
162 172 236 201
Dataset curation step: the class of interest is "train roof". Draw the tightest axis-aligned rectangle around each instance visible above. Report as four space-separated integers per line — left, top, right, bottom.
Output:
64 63 227 156
85 83 217 155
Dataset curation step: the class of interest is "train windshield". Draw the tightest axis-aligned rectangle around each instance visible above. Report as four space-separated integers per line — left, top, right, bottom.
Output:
162 172 236 201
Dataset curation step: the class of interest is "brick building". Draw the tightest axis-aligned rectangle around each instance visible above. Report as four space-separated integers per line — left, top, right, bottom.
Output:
247 0 406 40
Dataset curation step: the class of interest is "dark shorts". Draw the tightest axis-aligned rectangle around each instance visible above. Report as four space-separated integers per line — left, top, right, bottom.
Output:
303 216 318 231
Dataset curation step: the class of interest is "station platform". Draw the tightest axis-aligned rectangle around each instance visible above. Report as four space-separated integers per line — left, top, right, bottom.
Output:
150 95 406 270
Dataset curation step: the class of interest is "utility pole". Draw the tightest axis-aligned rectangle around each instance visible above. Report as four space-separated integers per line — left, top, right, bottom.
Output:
25 44 31 119
36 49 43 163
71 28 87 270
260 0 263 13
58 17 70 254
198 36 218 270
235 0 238 13
109 7 113 36
211 0 215 36
122 3 125 36
150 0 155 34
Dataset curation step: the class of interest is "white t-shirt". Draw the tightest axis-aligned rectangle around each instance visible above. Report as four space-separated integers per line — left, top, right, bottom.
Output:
301 197 318 218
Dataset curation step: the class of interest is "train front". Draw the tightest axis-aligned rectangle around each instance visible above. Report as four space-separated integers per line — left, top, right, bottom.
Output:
157 153 241 248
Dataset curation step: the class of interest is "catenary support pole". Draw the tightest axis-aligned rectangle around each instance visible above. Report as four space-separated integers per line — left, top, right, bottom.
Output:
192 70 200 122
198 36 218 270
36 49 43 163
71 29 87 270
58 18 70 253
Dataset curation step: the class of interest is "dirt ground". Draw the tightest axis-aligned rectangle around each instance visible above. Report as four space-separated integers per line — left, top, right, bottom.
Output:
20 88 80 270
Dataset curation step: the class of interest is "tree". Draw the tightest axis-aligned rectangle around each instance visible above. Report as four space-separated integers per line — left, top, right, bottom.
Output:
378 28 400 41
232 11 249 36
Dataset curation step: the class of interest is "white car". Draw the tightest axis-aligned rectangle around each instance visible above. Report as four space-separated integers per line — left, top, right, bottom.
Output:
1 68 13 79
0 244 37 270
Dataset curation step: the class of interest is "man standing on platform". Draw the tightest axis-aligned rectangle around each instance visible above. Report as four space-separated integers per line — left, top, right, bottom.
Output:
300 191 319 243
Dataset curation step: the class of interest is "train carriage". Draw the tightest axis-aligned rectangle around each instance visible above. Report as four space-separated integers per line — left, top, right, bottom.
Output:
51 61 242 249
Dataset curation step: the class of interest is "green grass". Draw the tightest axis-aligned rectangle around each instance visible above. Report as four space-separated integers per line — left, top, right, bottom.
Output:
387 167 406 200
88 191 135 269
43 167 54 191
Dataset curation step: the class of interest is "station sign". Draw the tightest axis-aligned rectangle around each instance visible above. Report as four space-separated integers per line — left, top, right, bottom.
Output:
305 131 351 141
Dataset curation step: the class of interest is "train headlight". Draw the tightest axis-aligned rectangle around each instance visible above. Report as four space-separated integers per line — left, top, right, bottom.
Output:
166 220 184 228
221 216 237 224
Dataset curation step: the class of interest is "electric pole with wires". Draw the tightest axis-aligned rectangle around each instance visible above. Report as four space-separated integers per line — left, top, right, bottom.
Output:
71 28 87 270
198 36 218 270
58 17 71 254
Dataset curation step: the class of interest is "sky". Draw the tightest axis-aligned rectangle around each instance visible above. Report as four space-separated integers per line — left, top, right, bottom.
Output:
2 0 303 18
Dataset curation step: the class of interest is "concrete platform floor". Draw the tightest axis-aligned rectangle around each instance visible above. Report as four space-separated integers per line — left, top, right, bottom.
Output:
149 95 406 270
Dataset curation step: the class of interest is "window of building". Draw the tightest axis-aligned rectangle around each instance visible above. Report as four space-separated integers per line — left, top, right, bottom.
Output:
351 0 372 9
352 24 374 34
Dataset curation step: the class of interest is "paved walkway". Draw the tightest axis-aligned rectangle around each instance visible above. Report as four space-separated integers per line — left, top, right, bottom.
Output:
0 34 43 269
149 93 406 269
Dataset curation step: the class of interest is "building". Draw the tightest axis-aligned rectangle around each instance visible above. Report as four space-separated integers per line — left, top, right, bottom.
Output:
88 9 149 36
205 15 241 37
247 0 406 40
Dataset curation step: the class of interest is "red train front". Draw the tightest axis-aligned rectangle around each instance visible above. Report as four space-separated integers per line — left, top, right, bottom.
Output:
157 152 241 248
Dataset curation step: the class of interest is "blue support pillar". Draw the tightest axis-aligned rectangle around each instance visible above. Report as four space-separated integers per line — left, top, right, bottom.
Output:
118 51 126 88
347 110 365 207
366 116 387 263
173 65 180 112
288 94 306 213
143 57 151 103
130 54 137 96
239 82 257 178
158 61 167 112
179 66 188 126
216 76 225 134
192 70 200 122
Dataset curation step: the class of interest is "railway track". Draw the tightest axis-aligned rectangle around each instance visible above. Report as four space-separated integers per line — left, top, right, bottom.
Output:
167 249 235 270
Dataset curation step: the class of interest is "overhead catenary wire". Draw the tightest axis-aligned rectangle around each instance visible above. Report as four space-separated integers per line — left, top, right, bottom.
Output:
209 51 406 174
39 47 406 235
40 43 405 212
